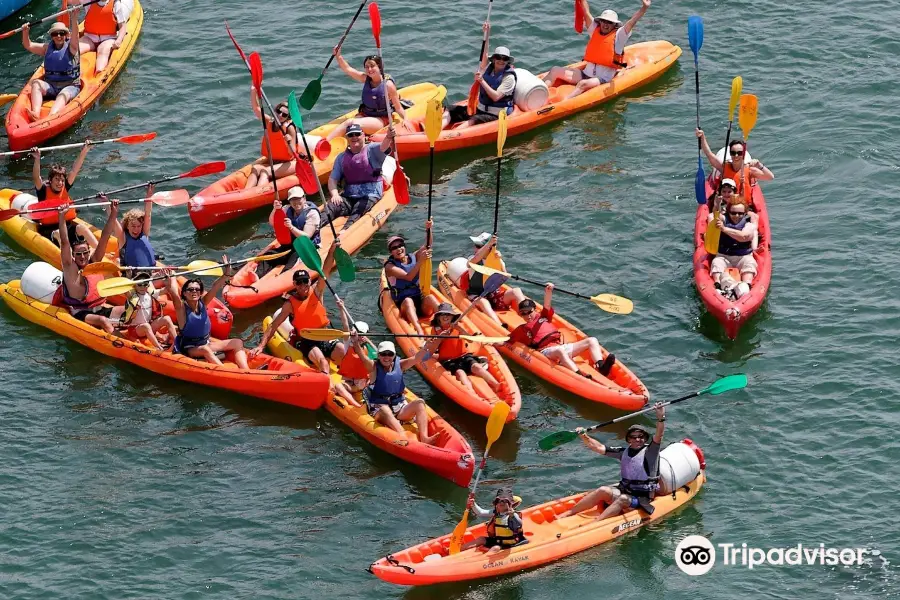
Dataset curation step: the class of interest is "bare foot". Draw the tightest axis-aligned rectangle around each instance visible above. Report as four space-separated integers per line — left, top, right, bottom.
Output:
26 108 41 121
421 432 440 446
558 510 573 518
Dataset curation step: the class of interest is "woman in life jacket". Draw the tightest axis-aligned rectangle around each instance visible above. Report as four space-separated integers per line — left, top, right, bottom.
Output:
165 261 250 369
350 332 440 446
708 185 759 293
461 232 527 325
384 230 440 336
79 0 130 73
329 299 371 408
245 98 302 190
508 284 616 379
21 18 82 121
560 403 666 520
542 0 651 100
120 271 176 351
30 144 98 249
696 129 774 209
326 50 413 141
110 184 157 270
462 488 527 552
430 302 501 394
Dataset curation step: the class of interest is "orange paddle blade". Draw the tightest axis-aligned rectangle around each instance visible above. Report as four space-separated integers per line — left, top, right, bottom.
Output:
467 82 479 117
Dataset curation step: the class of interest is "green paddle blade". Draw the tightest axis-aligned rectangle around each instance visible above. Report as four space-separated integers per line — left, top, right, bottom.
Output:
335 248 356 282
538 430 580 451
700 374 748 396
293 236 323 275
299 78 322 111
288 92 305 131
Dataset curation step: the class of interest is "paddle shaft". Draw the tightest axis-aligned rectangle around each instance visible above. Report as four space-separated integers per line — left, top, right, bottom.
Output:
121 254 278 287
492 155 501 235
255 85 282 213
294 116 341 240
319 0 369 76
0 133 154 158
17 195 160 215
581 391 700 436
371 19 401 162
506 271 593 301
70 168 211 204
0 0 100 39
477 0 495 65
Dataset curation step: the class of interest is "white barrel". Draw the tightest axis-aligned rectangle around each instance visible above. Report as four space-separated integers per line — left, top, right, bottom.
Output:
272 307 294 340
381 155 397 187
513 68 550 112
712 147 752 177
11 193 38 221
302 135 331 161
657 442 702 495
21 262 63 303
446 257 470 287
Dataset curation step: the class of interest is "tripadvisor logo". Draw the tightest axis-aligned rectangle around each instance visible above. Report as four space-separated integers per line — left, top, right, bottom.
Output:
675 535 870 575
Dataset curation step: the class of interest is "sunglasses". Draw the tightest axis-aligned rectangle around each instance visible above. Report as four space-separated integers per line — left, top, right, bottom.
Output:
73 250 91 256
389 243 405 251
136 282 151 287
492 55 510 61
279 110 289 117
184 287 202 293
730 149 744 156
728 210 746 216
294 279 311 286
378 351 395 357
597 19 616 26
346 132 363 138
51 31 68 37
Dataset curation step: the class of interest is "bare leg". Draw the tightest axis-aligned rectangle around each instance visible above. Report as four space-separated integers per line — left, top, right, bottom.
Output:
94 39 116 73
455 368 475 394
461 536 487 551
542 66 583 86
334 382 362 408
594 493 633 522
136 322 164 350
475 296 502 326
307 346 330 375
542 345 579 373
330 342 346 366
374 405 406 435
568 338 603 364
400 298 423 336
560 486 615 518
504 287 526 308
28 81 44 121
421 295 440 318
397 399 438 445
471 362 499 391
564 77 601 100
75 223 99 250
188 344 223 365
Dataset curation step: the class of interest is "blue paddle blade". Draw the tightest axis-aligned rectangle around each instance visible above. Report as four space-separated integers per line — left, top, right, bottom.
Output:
695 159 707 205
688 16 703 63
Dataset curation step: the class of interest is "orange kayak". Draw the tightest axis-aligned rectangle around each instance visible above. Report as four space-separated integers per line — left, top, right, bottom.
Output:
223 185 398 309
262 314 475 486
5 0 144 150
1 279 331 409
187 82 439 230
437 261 648 409
0 188 233 339
378 271 521 421
370 457 705 584
370 41 681 159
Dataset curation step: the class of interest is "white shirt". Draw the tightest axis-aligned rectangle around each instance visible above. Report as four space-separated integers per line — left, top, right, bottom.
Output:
129 291 155 326
582 23 631 83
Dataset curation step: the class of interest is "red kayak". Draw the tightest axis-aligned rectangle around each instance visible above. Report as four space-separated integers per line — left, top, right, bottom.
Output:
693 180 771 338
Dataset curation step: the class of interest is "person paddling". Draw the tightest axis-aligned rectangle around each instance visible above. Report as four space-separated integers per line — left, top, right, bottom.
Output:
21 16 81 121
383 229 439 336
560 402 666 519
461 488 527 552
30 143 97 248
244 98 301 190
350 332 440 445
696 129 774 206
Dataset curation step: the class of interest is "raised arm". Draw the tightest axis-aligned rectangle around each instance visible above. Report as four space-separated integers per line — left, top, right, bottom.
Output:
696 129 724 172
68 141 91 186
652 402 665 444
31 148 43 189
580 0 594 30
351 332 376 374
320 239 338 284
58 207 74 270
623 0 651 35
749 160 774 182
471 236 497 264
92 198 119 264
577 429 609 455
379 128 395 154
21 24 47 56
399 345 432 371
543 282 554 310
203 255 232 305
333 46 367 83
69 6 80 53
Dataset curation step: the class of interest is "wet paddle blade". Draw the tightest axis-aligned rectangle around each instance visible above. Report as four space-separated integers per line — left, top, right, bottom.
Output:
574 0 585 33
695 157 707 205
589 293 634 315
496 110 507 158
97 277 139 298
288 91 305 130
299 328 347 341
294 160 318 195
538 430 579 451
294 236 324 275
739 94 758 139
369 2 381 47
335 248 356 282
392 167 410 205
299 77 322 111
249 52 263 91
448 509 470 556
150 189 190 207
729 77 743 119
81 262 121 276
419 256 432 295
466 81 479 117
485 400 510 450
687 16 703 64
182 161 227 178
701 373 748 396
424 96 443 147
704 208 722 254
119 132 158 144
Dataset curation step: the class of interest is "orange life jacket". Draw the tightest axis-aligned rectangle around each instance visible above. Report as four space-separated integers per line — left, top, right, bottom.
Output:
520 308 561 350
722 162 753 205
432 325 466 360
261 121 295 162
338 347 369 379
84 1 118 36
288 292 329 330
583 28 626 69
33 185 75 226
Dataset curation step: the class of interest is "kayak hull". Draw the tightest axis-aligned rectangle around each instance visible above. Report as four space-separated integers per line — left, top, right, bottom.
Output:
436 262 648 409
263 316 475 486
0 0 33 21
1 281 330 408
5 0 144 150
370 41 681 158
187 82 439 230
378 271 521 420
369 470 705 585
693 181 772 339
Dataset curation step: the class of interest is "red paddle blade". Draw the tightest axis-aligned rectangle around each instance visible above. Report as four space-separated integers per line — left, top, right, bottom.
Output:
273 208 292 245
118 132 157 144
181 161 227 178
467 82 479 117
393 165 410 205
369 2 381 47
574 0 585 33
224 20 248 64
0 208 22 222
150 189 190 207
249 52 263 91
295 160 318 195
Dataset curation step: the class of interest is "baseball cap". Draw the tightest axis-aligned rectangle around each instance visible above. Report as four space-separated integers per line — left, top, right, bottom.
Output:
287 186 305 201
721 178 738 190
345 123 364 136
469 232 492 247
377 341 396 355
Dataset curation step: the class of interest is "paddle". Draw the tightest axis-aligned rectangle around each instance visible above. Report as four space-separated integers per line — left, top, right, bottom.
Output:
574 0 585 33
467 0 495 116
83 259 228 278
688 16 705 205
298 328 508 344
292 235 344 302
419 90 445 296
449 400 511 554
288 91 355 283
704 76 742 255
738 94 758 161
0 133 156 158
538 374 749 451
0 190 189 223
299 0 369 110
0 0 101 40
224 22 319 196
483 110 507 271
96 250 292 298
468 261 633 314
68 161 226 205
368 2 410 206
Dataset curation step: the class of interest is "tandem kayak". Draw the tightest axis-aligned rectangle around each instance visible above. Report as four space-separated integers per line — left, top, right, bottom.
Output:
222 181 399 309
437 261 648 409
369 439 706 585
0 0 33 22
0 189 233 339
187 82 439 230
5 0 144 150
370 41 681 159
262 314 475 486
693 180 772 339
378 271 521 421
1 279 331 408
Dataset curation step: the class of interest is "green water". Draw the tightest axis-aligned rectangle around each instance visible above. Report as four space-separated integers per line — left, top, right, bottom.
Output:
1 0 898 597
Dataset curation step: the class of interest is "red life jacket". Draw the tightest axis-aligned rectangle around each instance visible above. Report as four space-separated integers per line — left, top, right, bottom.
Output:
84 1 118 36
520 308 561 350
261 121 295 162
51 272 105 311
338 347 369 379
432 325 466 360
33 184 75 226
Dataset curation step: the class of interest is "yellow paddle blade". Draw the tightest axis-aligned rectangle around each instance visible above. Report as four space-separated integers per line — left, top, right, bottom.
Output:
467 261 508 278
448 508 470 555
81 262 121 276
728 76 742 119
485 400 510 451
253 248 292 262
419 255 433 295
704 208 722 255
460 334 509 344
298 328 348 341
424 88 445 147
483 247 504 271
739 94 758 140
97 277 140 298
589 294 634 315
496 110 507 158
183 260 224 276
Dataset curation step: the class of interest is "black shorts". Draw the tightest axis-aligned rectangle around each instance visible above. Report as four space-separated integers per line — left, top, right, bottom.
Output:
71 305 113 322
483 536 525 549
37 221 80 246
446 105 499 126
440 353 487 375
293 337 338 363
393 293 423 315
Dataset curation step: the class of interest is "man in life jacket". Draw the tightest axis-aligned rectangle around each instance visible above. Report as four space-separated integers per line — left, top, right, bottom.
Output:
384 231 440 336
79 0 130 73
508 283 616 379
708 180 758 294
51 200 124 333
463 232 526 325
462 488 527 552
261 186 321 274
696 129 774 207
21 17 82 121
542 0 651 100
30 143 97 248
250 241 344 375
324 123 395 232
559 402 666 519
